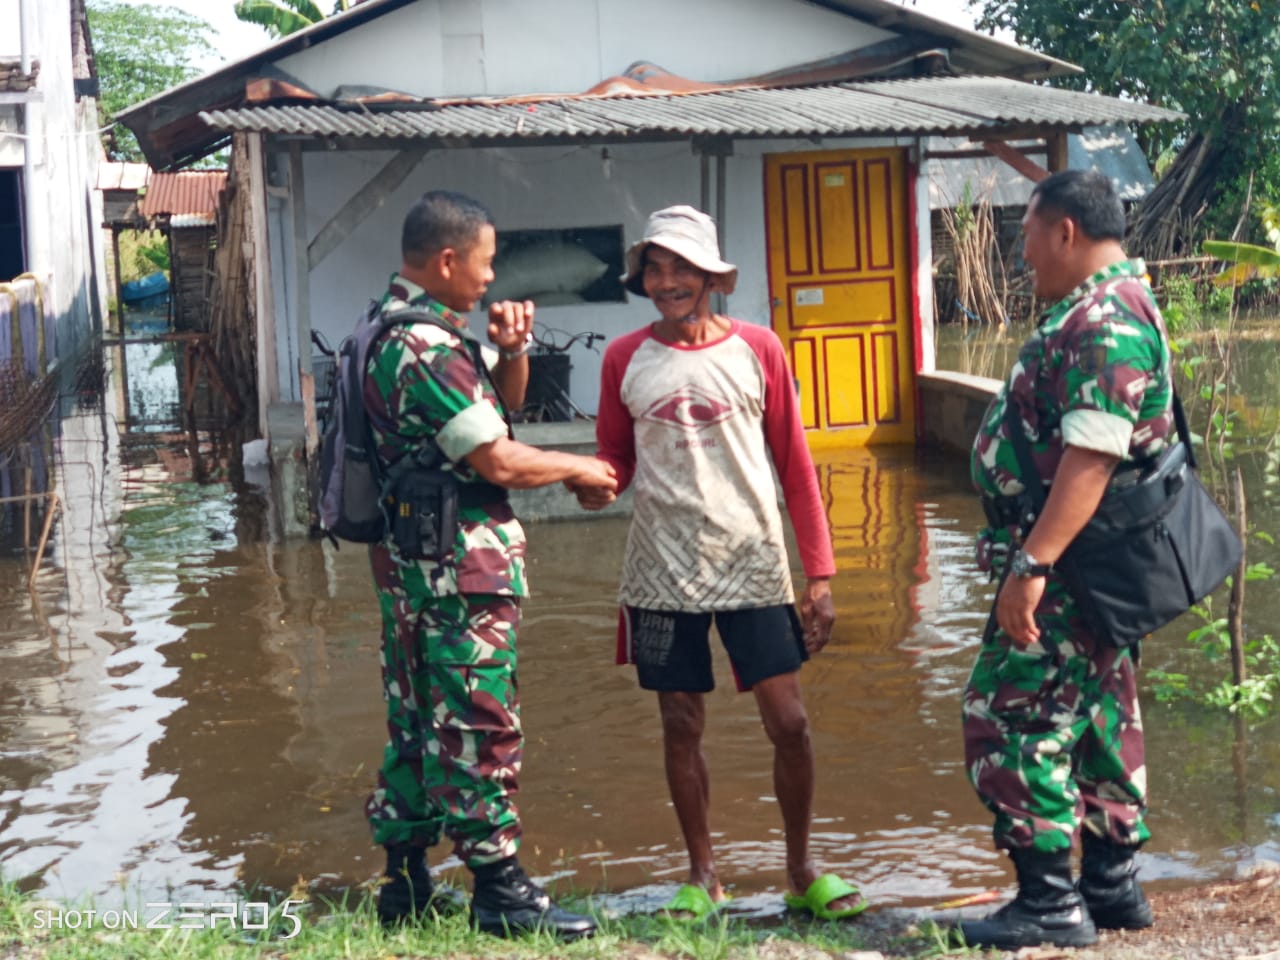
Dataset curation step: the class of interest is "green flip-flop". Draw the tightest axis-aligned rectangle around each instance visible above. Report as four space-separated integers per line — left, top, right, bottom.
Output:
661 883 730 921
783 873 869 920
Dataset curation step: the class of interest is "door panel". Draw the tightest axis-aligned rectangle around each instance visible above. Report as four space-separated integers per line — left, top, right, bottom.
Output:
765 148 914 446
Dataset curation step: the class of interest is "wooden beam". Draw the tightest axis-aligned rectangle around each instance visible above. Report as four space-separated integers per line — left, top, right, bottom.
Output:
981 139 1050 183
306 147 429 271
290 143 312 391
1045 130 1069 172
247 132 279 432
926 144 1046 161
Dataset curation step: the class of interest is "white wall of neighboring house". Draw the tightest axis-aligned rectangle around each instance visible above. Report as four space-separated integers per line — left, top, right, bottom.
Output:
276 0 894 99
0 0 106 382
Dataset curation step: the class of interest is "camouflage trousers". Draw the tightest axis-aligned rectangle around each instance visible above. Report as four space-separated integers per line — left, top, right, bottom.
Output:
365 549 522 867
962 576 1150 854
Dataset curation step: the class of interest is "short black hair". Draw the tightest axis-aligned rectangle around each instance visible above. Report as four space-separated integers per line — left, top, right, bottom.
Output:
401 190 494 264
1029 169 1126 242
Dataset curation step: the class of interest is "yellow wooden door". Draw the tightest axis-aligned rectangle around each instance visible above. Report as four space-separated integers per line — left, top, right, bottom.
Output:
764 148 915 446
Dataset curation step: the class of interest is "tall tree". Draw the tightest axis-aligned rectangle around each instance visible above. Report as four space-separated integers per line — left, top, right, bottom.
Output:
234 0 359 38
88 1 216 162
975 0 1280 259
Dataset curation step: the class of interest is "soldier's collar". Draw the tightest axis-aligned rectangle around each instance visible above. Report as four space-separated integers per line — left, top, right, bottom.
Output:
1038 259 1147 326
386 273 468 330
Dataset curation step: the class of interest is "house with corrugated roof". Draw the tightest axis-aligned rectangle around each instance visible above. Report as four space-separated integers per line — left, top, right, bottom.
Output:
98 163 228 334
116 0 1180 526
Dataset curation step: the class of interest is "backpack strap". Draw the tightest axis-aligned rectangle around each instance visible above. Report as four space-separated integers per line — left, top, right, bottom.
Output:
380 306 516 441
363 304 514 506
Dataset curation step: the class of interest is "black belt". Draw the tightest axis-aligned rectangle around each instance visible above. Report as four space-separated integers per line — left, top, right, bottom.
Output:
458 482 508 509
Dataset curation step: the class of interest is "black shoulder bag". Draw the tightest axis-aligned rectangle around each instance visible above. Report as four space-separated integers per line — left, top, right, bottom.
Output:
1004 393 1242 647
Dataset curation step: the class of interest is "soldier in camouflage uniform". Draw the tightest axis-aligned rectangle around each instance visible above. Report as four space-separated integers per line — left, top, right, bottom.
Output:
959 170 1172 950
362 190 615 939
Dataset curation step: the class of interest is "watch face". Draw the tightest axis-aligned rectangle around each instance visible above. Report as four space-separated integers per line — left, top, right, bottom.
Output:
1011 550 1030 577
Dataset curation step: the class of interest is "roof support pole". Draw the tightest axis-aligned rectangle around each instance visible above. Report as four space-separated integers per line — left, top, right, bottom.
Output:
693 135 734 312
715 151 727 315
248 133 279 436
289 142 318 455
289 142 311 381
1045 131 1069 173
699 148 711 216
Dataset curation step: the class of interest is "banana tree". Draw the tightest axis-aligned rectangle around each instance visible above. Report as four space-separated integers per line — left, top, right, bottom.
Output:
234 0 358 38
1202 240 1280 287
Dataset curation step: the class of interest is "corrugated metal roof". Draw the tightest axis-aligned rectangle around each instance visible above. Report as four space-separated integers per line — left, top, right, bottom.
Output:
200 76 1182 144
170 213 218 228
96 161 151 193
929 124 1156 208
138 171 227 219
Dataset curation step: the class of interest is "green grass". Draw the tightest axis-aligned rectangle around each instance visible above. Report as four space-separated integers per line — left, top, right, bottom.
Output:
0 877 973 959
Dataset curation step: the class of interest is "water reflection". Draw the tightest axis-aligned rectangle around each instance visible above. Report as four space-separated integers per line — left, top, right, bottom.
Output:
1 346 1278 913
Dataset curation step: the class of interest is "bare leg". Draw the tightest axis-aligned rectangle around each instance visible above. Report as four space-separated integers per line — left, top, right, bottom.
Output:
753 671 862 912
658 691 725 902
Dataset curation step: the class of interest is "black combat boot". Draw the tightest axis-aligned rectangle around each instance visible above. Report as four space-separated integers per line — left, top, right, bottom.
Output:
376 843 460 926
958 847 1098 950
1079 831 1154 930
470 856 597 940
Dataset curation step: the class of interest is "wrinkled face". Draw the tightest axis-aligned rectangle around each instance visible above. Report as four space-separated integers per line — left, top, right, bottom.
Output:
1020 195 1071 302
641 245 714 323
437 223 496 312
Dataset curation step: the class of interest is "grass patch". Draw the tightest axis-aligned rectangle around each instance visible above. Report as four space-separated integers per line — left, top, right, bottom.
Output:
0 876 971 959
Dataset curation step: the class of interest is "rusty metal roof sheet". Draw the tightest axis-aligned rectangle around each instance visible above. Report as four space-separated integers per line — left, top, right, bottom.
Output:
200 76 1182 145
138 171 227 219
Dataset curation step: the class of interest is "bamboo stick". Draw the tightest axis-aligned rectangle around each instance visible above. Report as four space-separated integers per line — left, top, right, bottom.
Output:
26 491 60 591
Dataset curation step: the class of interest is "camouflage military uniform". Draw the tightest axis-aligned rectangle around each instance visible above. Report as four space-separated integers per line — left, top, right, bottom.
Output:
965 260 1173 854
363 274 528 867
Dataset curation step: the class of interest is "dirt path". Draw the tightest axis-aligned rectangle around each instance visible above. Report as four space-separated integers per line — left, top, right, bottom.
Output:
842 866 1280 959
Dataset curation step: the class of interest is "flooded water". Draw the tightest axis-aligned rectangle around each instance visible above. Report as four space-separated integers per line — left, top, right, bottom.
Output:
1 322 1278 918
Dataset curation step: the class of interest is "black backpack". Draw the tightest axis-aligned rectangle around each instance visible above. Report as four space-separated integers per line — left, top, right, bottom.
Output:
314 301 467 544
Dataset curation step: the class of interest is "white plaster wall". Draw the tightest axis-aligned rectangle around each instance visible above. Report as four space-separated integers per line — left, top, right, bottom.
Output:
0 4 21 59
280 140 704 414
272 133 934 416
6 0 104 373
277 0 892 98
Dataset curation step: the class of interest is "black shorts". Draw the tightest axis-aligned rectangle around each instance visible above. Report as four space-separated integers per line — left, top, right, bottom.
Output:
617 604 808 693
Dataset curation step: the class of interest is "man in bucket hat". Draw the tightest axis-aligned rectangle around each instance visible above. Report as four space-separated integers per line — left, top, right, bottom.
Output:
572 205 867 921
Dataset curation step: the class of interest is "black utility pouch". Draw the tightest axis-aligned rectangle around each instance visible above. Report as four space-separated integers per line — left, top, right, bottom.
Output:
389 469 459 562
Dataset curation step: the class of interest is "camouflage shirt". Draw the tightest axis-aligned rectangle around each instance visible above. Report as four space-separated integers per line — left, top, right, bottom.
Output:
971 259 1174 501
365 274 527 597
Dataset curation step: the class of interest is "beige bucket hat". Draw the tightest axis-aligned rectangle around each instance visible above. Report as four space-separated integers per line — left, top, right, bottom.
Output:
622 205 738 297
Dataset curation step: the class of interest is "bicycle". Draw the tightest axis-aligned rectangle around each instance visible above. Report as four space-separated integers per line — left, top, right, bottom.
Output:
515 326 604 423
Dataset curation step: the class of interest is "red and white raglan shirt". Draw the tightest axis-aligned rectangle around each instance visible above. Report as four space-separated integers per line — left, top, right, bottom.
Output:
595 319 835 618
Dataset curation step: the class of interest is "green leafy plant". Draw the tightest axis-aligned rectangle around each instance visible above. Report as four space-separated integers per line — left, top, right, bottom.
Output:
1148 568 1280 718
86 1 215 161
234 0 358 38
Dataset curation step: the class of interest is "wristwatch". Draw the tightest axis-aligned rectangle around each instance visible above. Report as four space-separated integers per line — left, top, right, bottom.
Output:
1009 548 1052 579
499 335 533 362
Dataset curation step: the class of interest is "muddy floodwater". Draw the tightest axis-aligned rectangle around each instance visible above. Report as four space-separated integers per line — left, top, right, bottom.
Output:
1 325 1278 918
